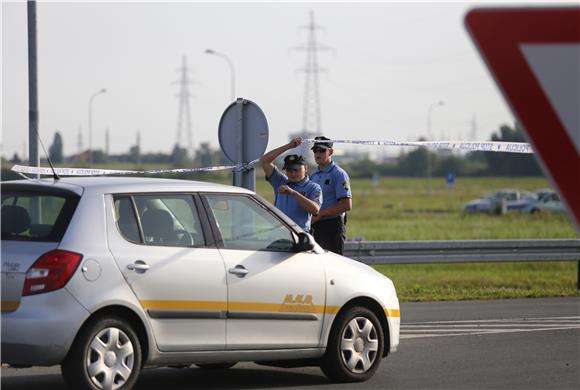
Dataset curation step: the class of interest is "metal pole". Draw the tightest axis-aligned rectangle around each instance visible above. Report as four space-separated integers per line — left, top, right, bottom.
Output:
27 1 38 178
427 110 431 197
88 89 107 167
204 49 236 102
426 101 444 197
229 59 235 103
232 99 255 191
241 106 255 192
242 167 256 191
88 96 93 166
27 0 40 224
233 99 243 187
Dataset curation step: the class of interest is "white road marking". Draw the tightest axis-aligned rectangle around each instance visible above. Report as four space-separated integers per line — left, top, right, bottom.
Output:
400 316 580 339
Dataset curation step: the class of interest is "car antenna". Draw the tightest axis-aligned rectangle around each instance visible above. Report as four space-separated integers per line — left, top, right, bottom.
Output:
32 125 60 181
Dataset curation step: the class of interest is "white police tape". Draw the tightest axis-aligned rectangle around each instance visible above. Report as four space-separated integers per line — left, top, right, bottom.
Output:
11 159 260 177
11 139 532 177
304 139 533 154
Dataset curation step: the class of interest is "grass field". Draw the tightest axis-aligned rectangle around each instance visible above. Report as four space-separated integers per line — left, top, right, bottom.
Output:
373 262 579 302
255 175 579 241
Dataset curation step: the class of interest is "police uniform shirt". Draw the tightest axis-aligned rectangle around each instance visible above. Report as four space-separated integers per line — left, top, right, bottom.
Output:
311 161 352 220
266 167 322 232
266 167 323 231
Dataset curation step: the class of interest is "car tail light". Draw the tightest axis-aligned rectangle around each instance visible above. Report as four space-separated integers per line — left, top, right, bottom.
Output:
22 250 83 296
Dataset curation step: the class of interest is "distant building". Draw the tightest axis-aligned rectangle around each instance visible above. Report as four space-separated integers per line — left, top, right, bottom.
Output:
67 150 91 164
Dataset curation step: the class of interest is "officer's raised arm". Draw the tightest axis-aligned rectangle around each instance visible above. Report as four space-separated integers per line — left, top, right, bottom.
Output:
260 137 302 178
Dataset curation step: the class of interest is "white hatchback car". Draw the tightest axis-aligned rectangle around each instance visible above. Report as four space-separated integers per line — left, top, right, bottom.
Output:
1 177 399 390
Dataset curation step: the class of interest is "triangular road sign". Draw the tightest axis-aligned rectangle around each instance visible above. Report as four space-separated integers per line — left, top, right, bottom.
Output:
466 8 580 228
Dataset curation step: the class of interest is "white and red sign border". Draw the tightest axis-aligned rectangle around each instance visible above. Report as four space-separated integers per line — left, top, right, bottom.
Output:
466 7 580 226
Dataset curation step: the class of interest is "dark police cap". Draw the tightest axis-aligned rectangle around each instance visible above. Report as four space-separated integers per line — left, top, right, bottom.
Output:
311 136 333 150
283 154 306 170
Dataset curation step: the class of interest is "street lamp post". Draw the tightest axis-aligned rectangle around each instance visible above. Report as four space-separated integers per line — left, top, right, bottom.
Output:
204 49 235 102
427 100 445 196
88 88 107 167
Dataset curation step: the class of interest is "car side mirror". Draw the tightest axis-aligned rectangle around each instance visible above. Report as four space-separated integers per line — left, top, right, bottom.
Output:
295 232 315 252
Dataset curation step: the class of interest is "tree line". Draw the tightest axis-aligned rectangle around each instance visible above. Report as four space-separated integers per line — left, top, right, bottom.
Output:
339 124 541 178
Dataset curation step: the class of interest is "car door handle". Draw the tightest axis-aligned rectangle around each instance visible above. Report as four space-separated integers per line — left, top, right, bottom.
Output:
127 261 150 272
228 265 248 277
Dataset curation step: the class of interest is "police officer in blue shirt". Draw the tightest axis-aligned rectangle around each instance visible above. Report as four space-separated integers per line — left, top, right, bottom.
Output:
260 138 322 232
310 136 352 255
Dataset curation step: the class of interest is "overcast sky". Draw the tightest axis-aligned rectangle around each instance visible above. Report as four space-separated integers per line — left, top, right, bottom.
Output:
2 0 575 161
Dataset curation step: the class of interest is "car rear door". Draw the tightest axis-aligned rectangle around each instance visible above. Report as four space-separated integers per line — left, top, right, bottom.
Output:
201 193 326 350
1 186 80 313
106 193 227 352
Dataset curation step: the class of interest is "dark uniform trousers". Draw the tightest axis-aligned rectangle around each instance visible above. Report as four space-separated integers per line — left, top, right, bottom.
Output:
312 216 345 255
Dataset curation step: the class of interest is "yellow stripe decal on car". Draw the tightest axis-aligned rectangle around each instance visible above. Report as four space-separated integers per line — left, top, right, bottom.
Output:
324 306 341 315
1 301 20 312
229 301 325 313
140 300 400 318
141 300 338 315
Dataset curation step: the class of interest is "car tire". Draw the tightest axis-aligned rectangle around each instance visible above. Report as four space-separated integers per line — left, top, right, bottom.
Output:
320 306 384 383
195 362 237 369
62 316 142 390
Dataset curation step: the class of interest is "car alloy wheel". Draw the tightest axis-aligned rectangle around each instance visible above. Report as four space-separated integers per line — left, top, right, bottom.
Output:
320 306 384 382
86 327 135 389
340 317 379 373
62 316 142 390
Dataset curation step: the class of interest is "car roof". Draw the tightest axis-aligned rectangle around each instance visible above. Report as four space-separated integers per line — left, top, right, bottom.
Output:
2 177 252 196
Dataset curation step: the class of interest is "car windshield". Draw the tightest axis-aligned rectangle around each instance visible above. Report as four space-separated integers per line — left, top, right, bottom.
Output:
205 194 295 252
537 192 554 201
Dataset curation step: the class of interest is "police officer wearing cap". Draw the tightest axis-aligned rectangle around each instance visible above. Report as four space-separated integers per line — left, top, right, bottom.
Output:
260 137 322 232
310 136 352 255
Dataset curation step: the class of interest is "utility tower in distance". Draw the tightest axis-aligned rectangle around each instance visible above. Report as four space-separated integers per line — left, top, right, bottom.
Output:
174 55 194 159
470 114 478 141
77 125 83 154
294 10 331 136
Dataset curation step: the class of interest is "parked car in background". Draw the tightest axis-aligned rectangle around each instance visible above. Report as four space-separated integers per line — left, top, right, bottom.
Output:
463 189 535 214
1 177 400 390
508 189 565 214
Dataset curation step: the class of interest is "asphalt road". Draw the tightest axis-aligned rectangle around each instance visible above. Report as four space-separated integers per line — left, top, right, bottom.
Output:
3 297 579 390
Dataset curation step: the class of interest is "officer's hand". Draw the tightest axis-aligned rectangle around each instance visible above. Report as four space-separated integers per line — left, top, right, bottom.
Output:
279 185 295 195
311 213 321 224
288 137 302 148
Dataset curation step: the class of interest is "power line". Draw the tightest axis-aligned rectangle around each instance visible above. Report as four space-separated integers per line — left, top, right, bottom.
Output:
174 55 195 159
293 10 332 134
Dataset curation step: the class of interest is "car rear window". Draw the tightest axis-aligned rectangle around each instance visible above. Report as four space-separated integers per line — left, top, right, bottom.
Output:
1 189 79 242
